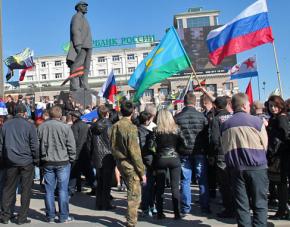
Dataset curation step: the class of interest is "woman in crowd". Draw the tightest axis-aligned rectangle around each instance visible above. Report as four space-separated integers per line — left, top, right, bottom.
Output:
149 109 186 220
138 111 157 217
267 95 290 220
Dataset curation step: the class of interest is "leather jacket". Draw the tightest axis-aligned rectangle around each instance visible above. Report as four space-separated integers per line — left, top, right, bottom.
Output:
149 129 187 159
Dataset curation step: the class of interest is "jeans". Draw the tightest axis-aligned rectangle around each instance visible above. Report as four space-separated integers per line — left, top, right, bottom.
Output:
44 163 71 222
141 167 156 211
180 154 209 213
230 169 269 227
34 167 40 180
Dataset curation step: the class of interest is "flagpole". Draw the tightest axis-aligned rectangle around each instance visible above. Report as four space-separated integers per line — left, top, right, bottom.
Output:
256 55 261 100
272 41 283 97
183 73 193 95
189 63 201 87
257 75 261 101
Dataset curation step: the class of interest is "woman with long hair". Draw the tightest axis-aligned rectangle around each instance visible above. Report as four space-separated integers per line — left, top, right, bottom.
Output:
149 109 186 220
267 95 290 220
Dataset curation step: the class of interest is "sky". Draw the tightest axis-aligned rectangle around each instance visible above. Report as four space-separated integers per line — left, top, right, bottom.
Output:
3 0 290 100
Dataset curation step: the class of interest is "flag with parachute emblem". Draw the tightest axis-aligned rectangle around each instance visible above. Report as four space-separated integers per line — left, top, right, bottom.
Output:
128 26 192 101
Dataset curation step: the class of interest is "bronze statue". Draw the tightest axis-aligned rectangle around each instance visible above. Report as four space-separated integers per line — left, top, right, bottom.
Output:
66 1 92 91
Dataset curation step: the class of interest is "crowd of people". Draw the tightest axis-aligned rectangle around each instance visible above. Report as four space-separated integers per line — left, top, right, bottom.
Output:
0 90 290 227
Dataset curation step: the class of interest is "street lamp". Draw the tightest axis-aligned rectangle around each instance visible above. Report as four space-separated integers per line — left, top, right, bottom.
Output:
262 81 266 99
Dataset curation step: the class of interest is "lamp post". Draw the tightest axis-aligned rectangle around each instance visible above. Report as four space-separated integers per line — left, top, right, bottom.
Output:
262 81 266 100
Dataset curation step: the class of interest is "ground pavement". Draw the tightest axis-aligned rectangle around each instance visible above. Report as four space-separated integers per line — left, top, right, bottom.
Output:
6 183 290 227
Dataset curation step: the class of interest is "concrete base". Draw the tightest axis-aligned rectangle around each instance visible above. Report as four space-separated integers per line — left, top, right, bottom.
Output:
59 89 99 108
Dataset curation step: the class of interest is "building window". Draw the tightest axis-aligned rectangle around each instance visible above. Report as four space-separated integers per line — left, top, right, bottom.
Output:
55 73 62 79
112 55 120 62
214 16 219 26
159 88 169 97
186 17 210 28
177 19 183 29
205 84 217 93
224 82 233 91
127 54 135 60
128 67 135 73
41 62 46 67
98 57 106 63
26 75 33 81
55 60 62 66
98 69 106 76
113 68 121 75
143 89 154 102
143 52 148 58
41 74 47 80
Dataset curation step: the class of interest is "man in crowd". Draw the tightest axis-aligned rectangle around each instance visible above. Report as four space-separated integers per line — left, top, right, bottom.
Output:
200 94 216 199
38 106 76 223
221 93 268 226
110 101 146 227
210 96 233 218
88 105 115 210
175 93 210 215
69 110 90 196
0 104 39 225
69 110 95 195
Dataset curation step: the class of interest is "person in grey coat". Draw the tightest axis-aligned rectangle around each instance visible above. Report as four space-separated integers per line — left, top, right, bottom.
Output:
66 1 92 91
38 106 76 223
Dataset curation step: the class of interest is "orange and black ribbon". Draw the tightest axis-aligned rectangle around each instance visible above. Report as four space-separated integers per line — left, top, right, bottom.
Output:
61 66 85 86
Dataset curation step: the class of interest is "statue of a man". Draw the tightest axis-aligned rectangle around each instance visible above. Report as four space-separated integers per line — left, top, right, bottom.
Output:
66 1 92 91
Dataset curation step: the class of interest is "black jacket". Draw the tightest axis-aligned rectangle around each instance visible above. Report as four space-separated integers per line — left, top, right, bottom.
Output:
71 119 89 160
88 118 114 169
138 125 153 166
210 109 232 162
0 116 39 167
6 101 15 116
149 129 187 159
267 115 289 157
175 106 209 155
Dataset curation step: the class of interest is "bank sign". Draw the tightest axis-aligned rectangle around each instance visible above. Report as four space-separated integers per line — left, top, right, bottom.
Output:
62 35 155 52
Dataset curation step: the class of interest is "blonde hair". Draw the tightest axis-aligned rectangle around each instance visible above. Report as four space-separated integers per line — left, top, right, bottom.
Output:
156 109 179 134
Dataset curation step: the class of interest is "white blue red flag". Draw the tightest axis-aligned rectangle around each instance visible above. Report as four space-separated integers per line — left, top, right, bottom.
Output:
207 0 274 65
99 70 117 103
230 56 258 80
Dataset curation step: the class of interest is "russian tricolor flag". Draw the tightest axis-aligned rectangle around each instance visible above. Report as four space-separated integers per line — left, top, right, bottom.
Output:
99 70 117 103
207 0 274 66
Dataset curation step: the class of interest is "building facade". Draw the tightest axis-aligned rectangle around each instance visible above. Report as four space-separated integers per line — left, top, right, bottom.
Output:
4 7 238 106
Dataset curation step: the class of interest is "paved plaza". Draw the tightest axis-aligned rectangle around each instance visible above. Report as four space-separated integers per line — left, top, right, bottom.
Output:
3 183 288 227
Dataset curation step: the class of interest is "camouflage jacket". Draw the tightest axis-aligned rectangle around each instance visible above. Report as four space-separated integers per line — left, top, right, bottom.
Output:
110 117 145 178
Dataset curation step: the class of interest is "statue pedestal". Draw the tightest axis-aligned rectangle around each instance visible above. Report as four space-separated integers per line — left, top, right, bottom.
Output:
59 89 99 108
